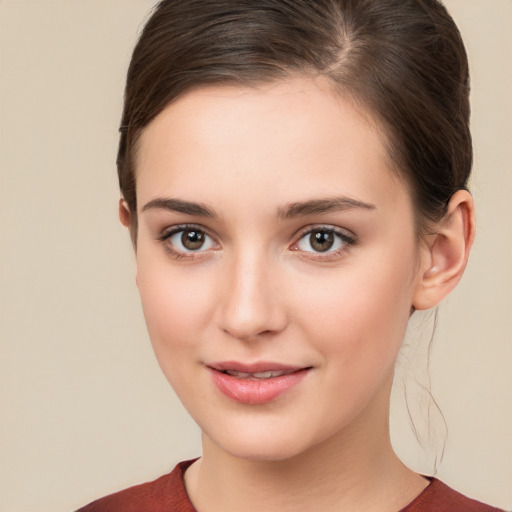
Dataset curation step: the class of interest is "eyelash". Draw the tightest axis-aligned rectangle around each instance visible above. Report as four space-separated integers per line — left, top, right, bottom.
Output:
158 224 218 260
157 224 357 261
291 225 357 261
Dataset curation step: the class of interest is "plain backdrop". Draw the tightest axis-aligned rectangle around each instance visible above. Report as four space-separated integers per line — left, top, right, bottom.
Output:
1 1 511 511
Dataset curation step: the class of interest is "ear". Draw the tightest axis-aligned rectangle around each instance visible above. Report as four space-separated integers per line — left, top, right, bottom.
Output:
412 189 475 311
119 198 138 250
119 198 131 227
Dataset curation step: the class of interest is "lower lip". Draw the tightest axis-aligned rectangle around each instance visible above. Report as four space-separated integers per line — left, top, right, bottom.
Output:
209 368 309 405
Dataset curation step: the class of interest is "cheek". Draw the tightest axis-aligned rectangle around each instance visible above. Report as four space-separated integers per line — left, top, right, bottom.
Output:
135 254 216 370
296 253 416 367
291 259 416 428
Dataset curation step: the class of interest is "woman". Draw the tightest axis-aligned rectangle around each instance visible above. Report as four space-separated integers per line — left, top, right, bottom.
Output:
78 0 504 510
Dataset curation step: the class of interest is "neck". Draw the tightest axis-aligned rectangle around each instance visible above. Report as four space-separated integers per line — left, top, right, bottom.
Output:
185 380 427 512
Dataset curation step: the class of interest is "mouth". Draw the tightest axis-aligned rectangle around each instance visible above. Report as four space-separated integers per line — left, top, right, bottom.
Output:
207 362 311 404
221 369 295 380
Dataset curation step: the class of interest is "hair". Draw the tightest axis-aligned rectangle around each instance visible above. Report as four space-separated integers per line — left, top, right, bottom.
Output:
118 0 471 240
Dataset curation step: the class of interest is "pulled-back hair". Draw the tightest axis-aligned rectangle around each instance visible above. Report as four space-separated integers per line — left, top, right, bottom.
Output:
118 0 471 237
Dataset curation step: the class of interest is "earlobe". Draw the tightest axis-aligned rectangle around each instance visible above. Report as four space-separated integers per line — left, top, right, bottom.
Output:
413 190 475 311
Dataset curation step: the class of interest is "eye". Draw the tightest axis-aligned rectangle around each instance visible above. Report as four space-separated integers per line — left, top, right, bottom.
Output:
160 225 217 255
294 227 356 254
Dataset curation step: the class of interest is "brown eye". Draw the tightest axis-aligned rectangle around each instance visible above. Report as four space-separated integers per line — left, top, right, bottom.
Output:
181 229 206 250
309 231 334 252
163 226 216 254
295 227 355 255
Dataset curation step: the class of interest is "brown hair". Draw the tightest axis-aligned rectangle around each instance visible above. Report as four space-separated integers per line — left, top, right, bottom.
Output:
118 0 471 238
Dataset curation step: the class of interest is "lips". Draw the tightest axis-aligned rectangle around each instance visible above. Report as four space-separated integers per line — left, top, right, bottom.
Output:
207 362 310 404
223 369 291 379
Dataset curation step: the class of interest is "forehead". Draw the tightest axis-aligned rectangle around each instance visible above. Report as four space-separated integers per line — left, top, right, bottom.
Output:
135 77 407 213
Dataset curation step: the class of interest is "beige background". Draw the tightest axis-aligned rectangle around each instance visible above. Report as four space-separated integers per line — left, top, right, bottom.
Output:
0 1 511 511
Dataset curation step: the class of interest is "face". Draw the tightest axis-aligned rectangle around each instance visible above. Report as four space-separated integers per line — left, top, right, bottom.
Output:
132 78 424 461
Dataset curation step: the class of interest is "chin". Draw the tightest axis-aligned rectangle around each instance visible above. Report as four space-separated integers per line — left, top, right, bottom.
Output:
216 439 308 463
201 417 336 464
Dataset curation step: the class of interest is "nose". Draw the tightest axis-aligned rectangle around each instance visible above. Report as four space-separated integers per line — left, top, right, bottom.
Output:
216 250 288 341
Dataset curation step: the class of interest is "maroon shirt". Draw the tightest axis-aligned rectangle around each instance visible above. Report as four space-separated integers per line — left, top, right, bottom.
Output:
76 459 504 512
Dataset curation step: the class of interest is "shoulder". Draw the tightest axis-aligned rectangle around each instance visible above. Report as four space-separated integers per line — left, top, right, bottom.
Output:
75 459 197 512
401 478 506 512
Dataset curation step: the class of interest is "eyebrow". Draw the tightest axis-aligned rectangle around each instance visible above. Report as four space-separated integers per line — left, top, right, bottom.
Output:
142 198 217 218
277 196 376 219
141 195 376 219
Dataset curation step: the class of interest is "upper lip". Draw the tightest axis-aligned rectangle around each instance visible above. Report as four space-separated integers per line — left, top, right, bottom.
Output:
207 361 309 374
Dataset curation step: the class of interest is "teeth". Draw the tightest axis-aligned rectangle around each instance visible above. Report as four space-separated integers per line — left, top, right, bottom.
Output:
225 370 251 378
253 371 285 379
224 370 286 379
252 371 273 379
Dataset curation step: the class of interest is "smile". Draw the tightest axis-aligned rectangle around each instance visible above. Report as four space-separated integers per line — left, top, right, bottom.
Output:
207 362 311 405
222 369 294 379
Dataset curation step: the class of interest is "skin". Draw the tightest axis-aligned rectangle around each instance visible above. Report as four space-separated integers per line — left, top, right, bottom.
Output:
120 77 475 512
